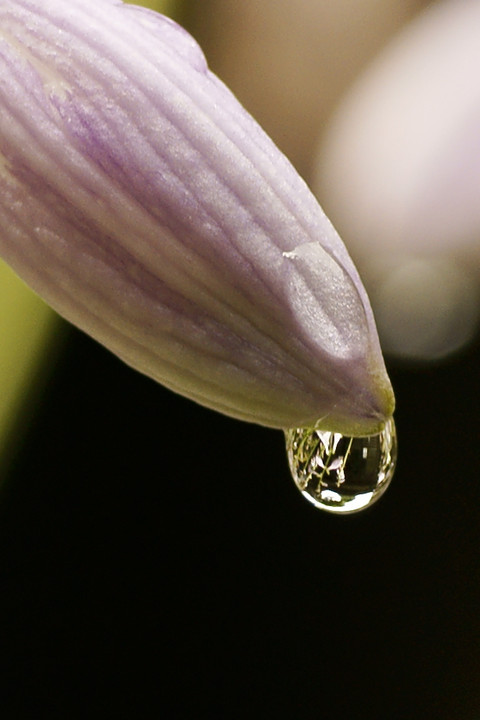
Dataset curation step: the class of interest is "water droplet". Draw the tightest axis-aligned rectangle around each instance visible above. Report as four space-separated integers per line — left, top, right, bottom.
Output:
285 418 397 514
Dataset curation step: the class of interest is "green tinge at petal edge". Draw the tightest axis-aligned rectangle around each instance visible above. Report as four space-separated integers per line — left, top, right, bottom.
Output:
127 1 178 15
0 0 180 478
0 261 59 476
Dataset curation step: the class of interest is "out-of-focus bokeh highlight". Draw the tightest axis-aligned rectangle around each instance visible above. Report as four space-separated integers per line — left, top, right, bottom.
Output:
314 0 480 360
3 0 478 480
6 0 476 477
1 4 479 718
187 0 480 362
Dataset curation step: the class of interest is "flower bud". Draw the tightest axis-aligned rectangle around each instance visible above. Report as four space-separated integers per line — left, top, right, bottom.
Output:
0 0 394 433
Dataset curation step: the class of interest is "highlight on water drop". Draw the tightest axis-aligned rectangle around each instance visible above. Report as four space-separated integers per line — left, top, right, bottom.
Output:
285 418 397 515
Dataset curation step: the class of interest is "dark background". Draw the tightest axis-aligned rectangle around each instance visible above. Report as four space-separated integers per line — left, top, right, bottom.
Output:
0 324 479 719
2 2 478 717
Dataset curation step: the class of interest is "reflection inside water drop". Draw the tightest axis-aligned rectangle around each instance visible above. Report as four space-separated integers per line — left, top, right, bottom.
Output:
285 418 397 514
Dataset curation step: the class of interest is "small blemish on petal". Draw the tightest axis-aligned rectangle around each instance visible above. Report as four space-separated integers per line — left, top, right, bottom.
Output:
282 242 319 260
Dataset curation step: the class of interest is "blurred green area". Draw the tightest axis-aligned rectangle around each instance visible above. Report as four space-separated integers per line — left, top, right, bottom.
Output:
0 262 60 478
127 0 177 13
0 0 181 479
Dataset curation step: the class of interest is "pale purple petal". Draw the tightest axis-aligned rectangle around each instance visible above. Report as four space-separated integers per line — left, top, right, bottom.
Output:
0 0 394 433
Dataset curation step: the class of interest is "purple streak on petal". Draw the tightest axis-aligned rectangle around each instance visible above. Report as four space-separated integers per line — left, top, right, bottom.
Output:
0 0 394 433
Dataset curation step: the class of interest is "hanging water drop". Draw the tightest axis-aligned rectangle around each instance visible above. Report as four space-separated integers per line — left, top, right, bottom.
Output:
285 418 397 514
